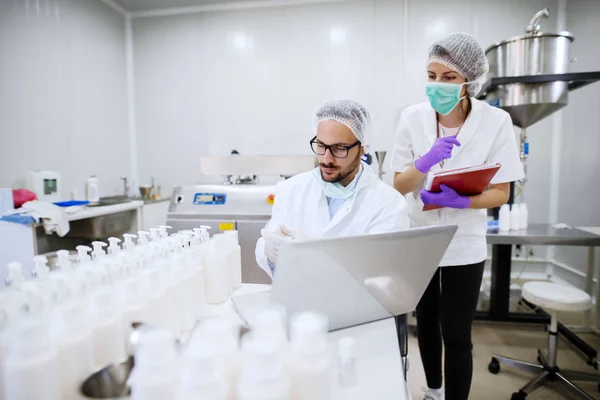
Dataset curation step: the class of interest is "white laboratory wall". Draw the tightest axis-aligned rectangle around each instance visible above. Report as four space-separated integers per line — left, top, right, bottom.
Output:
0 0 129 199
133 0 405 193
133 0 559 204
553 0 600 279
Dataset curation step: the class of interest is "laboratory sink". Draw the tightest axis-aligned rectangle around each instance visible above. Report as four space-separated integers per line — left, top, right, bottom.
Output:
88 196 134 207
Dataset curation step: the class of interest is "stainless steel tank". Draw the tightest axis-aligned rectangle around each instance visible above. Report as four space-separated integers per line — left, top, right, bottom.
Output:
485 8 574 128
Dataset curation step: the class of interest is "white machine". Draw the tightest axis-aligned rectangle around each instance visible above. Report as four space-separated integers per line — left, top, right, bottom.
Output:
232 225 458 331
167 155 316 284
26 170 61 202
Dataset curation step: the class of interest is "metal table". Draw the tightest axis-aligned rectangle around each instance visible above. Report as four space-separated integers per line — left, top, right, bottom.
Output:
480 224 600 367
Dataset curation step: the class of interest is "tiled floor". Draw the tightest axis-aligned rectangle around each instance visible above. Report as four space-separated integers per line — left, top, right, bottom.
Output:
406 322 600 399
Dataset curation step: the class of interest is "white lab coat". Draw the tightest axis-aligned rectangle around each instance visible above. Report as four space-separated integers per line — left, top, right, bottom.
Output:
390 99 524 267
255 165 410 278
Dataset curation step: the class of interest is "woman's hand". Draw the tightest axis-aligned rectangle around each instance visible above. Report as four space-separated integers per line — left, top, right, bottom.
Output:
414 136 461 173
420 184 471 209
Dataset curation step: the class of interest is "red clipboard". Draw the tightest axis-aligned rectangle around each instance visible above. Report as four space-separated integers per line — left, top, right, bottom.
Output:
423 163 501 211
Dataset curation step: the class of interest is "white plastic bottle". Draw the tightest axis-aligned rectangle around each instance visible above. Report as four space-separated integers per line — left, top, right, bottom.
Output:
238 334 291 400
90 289 126 368
53 302 94 400
129 329 179 400
143 269 170 329
155 258 182 337
224 230 243 289
213 234 234 294
172 250 195 334
5 262 26 288
76 245 93 264
253 307 289 361
107 237 122 255
3 319 61 400
520 203 529 230
121 279 149 335
185 247 207 320
178 335 229 400
91 241 108 260
289 312 333 400
337 337 357 389
0 288 27 398
86 175 99 202
122 233 137 251
499 204 510 232
189 318 240 398
510 204 521 231
205 238 232 304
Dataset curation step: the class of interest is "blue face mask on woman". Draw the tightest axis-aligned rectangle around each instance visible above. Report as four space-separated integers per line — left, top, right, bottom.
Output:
425 82 475 115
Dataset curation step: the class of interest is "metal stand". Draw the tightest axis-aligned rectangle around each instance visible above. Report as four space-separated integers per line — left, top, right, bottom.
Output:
489 311 600 399
395 314 409 380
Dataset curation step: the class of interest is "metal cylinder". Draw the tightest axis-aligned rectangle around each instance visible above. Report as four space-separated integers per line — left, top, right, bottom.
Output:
484 10 575 128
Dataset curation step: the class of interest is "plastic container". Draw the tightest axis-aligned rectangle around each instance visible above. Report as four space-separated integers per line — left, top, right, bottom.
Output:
86 175 99 203
172 252 195 334
76 245 93 264
0 289 27 397
520 203 529 230
289 312 332 400
3 319 61 400
91 241 107 260
238 334 291 400
55 250 73 271
499 204 510 232
510 204 521 231
337 337 357 388
144 269 171 330
185 248 207 320
5 262 25 288
253 307 288 361
205 238 232 304
224 230 243 289
53 302 94 400
155 260 182 337
121 279 149 335
189 318 240 396
178 336 229 400
129 329 179 400
91 289 126 368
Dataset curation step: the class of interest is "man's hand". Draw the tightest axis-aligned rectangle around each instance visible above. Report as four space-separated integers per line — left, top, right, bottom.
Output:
280 225 309 240
262 228 292 265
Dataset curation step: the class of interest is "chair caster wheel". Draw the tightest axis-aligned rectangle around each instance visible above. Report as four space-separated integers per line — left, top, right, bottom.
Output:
511 391 527 400
488 357 500 374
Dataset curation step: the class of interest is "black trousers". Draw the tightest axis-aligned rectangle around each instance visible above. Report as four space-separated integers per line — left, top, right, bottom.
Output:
416 262 485 400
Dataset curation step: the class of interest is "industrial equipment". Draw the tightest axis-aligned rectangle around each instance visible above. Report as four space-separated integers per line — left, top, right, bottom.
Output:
167 155 315 284
479 8 600 201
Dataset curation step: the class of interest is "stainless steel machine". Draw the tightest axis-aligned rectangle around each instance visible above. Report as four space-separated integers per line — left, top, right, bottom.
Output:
479 8 600 200
167 155 315 284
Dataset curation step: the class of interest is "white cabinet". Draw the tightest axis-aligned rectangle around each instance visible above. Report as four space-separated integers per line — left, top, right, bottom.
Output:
141 200 170 231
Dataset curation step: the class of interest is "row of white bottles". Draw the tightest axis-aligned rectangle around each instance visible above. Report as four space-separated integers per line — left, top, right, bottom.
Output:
0 221 240 400
129 310 337 400
499 203 529 232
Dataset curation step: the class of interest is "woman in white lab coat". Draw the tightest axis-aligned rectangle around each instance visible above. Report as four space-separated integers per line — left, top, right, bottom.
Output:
390 33 524 400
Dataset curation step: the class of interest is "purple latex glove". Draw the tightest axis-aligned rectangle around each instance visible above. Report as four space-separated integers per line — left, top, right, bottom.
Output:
414 136 461 173
420 184 471 209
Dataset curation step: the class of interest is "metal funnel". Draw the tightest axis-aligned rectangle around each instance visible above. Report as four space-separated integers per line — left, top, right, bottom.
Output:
374 151 387 179
486 81 569 128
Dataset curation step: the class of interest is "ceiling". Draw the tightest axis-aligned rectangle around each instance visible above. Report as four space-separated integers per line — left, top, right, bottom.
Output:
113 0 264 12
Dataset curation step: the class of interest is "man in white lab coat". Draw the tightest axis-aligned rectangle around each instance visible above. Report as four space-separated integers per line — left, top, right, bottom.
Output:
255 99 409 279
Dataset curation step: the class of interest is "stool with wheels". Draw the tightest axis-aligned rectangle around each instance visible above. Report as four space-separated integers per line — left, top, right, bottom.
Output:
487 281 600 400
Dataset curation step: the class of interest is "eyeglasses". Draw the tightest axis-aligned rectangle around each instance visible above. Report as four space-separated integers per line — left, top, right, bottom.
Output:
309 136 361 159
